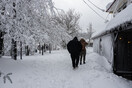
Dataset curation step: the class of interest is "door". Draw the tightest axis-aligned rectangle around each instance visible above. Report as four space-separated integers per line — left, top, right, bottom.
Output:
114 30 132 73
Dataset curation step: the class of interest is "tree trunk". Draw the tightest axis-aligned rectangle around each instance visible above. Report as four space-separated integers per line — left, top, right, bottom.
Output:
25 45 30 56
44 43 46 52
0 31 4 58
20 41 22 59
49 43 51 53
42 45 43 55
11 39 17 60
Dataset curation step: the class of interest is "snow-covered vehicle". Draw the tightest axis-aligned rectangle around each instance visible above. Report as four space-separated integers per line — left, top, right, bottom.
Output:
92 0 132 79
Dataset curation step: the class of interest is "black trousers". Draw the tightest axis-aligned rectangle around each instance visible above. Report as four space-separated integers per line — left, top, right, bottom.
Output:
71 54 79 68
80 50 86 64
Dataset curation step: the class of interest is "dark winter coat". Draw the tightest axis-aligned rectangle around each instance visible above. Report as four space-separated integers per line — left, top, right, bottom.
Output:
67 37 82 56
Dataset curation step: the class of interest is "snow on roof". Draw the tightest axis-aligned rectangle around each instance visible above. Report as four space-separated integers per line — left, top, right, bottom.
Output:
92 4 132 39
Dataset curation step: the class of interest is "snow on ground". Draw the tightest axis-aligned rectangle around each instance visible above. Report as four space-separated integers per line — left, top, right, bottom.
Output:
0 47 132 88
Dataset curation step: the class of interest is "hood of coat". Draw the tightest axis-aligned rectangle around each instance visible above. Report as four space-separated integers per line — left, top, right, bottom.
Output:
73 37 78 41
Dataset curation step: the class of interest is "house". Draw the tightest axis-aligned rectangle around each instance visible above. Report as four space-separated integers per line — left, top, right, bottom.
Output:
86 39 93 47
92 0 132 79
106 0 131 16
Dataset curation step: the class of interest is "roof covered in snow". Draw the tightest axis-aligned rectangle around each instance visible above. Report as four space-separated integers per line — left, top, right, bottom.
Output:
92 4 132 39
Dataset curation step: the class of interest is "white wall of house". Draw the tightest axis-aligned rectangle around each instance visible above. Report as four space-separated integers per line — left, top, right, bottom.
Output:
93 34 114 64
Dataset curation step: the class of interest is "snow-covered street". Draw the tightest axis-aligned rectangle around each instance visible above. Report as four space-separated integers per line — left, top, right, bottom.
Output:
0 48 132 88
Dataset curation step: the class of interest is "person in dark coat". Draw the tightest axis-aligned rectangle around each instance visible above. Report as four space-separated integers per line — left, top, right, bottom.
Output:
67 37 82 69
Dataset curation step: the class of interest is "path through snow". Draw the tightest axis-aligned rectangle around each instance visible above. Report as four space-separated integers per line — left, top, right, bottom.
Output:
0 48 132 88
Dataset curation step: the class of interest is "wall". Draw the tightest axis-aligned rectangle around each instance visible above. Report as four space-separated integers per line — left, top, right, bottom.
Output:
93 34 114 64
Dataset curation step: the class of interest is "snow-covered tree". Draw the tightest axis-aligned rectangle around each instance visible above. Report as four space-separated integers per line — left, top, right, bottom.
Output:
0 0 75 58
53 9 81 37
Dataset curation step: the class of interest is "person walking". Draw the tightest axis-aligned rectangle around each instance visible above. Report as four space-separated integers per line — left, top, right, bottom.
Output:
67 37 82 69
80 38 88 65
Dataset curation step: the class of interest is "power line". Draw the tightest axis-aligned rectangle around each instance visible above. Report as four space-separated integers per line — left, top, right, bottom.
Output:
87 0 105 12
82 0 107 21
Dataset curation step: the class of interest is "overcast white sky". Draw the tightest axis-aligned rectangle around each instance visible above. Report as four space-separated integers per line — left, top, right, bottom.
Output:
53 0 114 33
